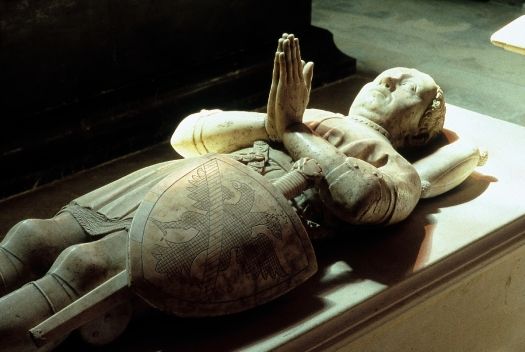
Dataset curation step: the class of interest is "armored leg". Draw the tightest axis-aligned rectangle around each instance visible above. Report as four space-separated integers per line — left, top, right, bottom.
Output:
0 212 88 296
0 230 127 352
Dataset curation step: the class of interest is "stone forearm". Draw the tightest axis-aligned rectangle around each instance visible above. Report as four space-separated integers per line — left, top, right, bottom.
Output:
282 124 396 225
171 110 269 158
320 157 396 225
282 123 347 172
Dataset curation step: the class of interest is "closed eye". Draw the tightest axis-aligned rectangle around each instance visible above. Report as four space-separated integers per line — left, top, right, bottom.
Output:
401 81 417 92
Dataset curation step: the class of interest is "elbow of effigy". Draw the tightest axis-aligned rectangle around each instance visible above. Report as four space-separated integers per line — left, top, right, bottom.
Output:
319 159 394 225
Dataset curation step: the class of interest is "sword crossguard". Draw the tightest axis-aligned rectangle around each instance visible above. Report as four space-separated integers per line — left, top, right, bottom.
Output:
291 157 323 181
272 158 323 200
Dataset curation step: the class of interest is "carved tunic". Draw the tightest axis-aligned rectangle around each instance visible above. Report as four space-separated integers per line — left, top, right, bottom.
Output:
65 148 292 236
68 161 181 226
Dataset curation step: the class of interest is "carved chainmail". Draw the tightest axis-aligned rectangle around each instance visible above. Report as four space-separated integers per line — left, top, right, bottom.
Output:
59 202 132 236
348 115 391 141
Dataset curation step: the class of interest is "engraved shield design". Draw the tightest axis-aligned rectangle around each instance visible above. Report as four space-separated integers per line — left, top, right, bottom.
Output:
128 154 317 317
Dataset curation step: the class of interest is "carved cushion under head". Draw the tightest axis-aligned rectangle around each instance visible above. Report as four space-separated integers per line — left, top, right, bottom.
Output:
409 130 487 199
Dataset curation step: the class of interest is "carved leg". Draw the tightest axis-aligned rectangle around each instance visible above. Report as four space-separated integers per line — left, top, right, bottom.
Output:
0 212 88 296
0 230 127 352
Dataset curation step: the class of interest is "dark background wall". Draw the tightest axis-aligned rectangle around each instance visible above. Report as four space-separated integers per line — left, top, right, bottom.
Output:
0 0 354 199
1 0 312 115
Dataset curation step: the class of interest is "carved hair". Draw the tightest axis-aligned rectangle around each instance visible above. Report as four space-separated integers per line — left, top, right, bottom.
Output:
405 85 446 148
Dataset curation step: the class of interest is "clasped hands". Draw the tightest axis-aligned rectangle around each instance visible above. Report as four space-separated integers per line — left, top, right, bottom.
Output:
266 34 314 141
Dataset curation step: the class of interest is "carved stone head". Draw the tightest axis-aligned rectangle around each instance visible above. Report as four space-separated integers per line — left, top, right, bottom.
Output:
348 67 445 149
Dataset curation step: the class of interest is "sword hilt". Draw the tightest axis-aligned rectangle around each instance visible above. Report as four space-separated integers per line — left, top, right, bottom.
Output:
272 157 323 200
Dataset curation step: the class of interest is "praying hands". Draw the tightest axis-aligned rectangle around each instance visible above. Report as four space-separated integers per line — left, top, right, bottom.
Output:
266 34 314 141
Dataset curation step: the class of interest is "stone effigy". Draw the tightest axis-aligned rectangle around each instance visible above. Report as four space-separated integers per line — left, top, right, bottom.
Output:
0 34 486 351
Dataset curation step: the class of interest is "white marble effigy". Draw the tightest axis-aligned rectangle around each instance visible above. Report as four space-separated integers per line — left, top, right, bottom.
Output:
144 104 525 351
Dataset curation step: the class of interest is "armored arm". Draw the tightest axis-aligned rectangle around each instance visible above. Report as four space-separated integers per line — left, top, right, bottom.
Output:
171 34 306 157
171 109 269 158
413 140 487 198
283 126 421 225
171 33 318 157
170 108 344 159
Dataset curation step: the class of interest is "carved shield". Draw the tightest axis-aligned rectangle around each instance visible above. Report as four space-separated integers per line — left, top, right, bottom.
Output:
128 154 317 317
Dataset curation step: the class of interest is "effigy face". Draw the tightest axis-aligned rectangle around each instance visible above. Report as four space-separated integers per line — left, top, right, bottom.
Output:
349 67 439 147
128 154 318 317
